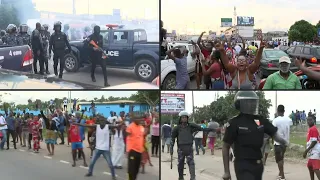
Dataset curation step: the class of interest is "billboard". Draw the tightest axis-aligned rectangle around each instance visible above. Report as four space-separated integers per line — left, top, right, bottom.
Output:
237 16 254 26
238 26 254 38
221 18 232 27
161 93 185 114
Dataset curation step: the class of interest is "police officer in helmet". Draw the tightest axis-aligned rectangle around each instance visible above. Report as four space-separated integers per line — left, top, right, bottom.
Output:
49 21 71 78
31 22 45 74
4 24 22 46
222 91 288 180
86 25 110 87
18 24 31 46
0 30 6 42
171 111 218 180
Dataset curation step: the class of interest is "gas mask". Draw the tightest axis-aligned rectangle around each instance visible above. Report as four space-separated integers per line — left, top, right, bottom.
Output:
279 63 290 73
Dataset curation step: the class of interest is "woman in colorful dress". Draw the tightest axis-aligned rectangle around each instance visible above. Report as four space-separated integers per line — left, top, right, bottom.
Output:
141 121 153 174
40 110 58 155
29 115 41 153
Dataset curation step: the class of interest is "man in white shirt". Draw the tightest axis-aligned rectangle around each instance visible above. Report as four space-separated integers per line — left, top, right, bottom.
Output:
272 105 292 180
0 113 8 150
63 99 68 111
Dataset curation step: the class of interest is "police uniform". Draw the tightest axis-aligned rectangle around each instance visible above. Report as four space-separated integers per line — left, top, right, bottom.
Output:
171 111 215 180
49 22 71 78
3 33 21 46
18 24 31 46
222 91 278 180
87 25 109 87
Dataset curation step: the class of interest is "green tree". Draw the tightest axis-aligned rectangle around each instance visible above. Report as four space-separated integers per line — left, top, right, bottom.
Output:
130 91 159 109
288 20 316 42
190 91 272 124
0 5 20 30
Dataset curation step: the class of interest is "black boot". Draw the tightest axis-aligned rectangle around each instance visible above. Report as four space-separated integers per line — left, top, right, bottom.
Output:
91 75 96 82
46 70 50 74
54 69 58 76
104 81 110 87
59 74 62 79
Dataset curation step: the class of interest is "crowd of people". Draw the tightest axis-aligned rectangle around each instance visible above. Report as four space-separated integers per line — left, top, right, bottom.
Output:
161 23 320 90
289 109 317 125
0 102 160 180
0 21 110 86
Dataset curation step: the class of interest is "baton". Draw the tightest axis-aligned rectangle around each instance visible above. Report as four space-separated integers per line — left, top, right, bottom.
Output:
89 40 108 59
170 154 173 169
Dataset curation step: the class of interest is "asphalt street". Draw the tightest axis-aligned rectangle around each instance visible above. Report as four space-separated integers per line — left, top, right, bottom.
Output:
161 145 309 180
1 136 159 180
35 58 143 88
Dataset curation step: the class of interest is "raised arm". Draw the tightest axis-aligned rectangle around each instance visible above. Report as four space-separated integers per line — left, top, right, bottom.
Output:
197 32 205 50
248 37 265 74
216 43 237 73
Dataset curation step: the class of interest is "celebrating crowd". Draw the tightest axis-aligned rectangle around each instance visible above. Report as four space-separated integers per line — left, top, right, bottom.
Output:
164 28 320 90
0 102 160 180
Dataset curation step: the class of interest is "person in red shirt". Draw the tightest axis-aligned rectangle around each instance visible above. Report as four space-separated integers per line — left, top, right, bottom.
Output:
69 117 88 167
197 32 214 89
303 116 320 180
201 51 224 89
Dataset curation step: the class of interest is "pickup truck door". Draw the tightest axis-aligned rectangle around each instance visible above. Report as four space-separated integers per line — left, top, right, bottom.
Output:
107 30 132 67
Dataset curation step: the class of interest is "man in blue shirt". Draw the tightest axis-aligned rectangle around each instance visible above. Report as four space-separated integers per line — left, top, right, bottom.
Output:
58 112 65 145
6 111 16 150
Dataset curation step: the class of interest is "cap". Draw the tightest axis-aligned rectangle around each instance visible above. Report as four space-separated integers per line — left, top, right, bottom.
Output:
279 56 291 64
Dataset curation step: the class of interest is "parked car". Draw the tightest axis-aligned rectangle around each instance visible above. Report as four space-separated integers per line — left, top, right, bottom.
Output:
259 49 298 78
287 45 320 66
160 42 196 89
259 65 320 89
279 45 290 53
0 45 33 72
66 28 159 82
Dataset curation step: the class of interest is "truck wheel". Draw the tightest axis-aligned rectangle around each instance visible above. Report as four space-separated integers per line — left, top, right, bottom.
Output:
134 59 156 82
162 73 176 89
64 53 79 72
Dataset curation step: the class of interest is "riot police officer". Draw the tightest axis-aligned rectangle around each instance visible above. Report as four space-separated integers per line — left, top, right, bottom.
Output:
31 22 45 74
49 21 71 78
170 111 217 180
222 91 289 180
4 24 22 46
18 24 31 46
86 25 110 87
0 30 6 43
40 25 50 74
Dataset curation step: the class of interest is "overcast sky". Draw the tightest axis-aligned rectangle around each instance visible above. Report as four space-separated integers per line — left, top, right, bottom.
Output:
0 91 137 104
161 91 318 119
162 0 319 34
33 0 159 20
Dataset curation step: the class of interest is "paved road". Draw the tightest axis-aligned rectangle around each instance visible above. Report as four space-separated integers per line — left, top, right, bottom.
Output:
35 58 144 88
2 136 159 180
161 145 309 180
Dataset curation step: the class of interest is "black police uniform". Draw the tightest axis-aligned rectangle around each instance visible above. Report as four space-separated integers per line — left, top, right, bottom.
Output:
31 28 44 74
86 26 109 87
223 91 278 180
171 121 215 180
49 26 71 78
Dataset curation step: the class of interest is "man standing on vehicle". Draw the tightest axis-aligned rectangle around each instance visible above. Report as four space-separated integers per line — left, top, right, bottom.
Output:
18 24 31 46
31 22 45 74
49 21 71 79
40 25 50 74
4 24 22 46
86 25 110 87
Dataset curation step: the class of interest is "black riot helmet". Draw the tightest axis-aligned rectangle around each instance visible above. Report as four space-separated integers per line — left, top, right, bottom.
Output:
40 25 45 32
93 25 100 35
6 24 17 33
234 91 259 115
43 24 49 31
53 21 62 31
19 24 28 33
0 30 6 36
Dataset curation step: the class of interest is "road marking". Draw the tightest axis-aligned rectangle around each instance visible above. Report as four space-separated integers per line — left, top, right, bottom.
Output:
103 172 118 177
29 152 37 155
19 149 25 152
60 160 70 164
44 156 52 159
79 165 89 169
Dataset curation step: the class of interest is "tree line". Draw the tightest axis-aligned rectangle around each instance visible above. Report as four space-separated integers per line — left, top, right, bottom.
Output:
161 91 272 125
0 91 159 111
288 20 320 42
